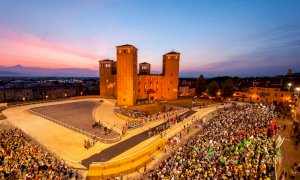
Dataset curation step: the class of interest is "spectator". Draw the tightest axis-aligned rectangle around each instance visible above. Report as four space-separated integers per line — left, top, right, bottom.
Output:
0 128 80 179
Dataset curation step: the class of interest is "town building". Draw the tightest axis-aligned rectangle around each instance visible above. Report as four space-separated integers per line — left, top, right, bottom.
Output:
99 44 180 106
233 87 293 105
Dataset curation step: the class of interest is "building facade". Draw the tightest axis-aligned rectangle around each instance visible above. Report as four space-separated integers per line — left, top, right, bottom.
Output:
233 87 292 105
99 44 180 106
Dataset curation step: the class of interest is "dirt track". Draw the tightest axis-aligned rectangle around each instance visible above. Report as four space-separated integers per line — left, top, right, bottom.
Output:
32 101 119 139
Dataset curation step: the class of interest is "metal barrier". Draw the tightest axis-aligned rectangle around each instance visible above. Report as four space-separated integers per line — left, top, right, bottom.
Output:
28 108 122 144
87 138 167 179
8 99 63 107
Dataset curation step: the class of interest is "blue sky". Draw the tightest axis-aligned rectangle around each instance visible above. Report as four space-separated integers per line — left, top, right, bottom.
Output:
0 0 300 77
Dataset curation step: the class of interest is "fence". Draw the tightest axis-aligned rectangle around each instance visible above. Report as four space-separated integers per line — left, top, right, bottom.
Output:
28 109 122 144
8 99 63 107
87 138 167 179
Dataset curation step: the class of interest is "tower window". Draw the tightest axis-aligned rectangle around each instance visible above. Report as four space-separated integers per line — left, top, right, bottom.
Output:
171 81 172 84
123 50 126 53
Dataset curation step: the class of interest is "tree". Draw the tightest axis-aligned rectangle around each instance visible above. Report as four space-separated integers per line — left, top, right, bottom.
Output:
196 74 206 96
221 79 234 98
208 81 219 97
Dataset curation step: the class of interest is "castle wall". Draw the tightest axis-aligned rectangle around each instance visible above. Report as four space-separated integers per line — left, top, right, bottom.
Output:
137 75 163 101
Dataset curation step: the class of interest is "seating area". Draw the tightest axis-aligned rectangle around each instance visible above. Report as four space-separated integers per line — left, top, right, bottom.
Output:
0 128 81 179
125 108 189 130
150 104 278 179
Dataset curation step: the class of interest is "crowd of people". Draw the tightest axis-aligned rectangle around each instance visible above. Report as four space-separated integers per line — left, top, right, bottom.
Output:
115 108 145 118
0 128 80 179
125 108 189 130
150 104 278 179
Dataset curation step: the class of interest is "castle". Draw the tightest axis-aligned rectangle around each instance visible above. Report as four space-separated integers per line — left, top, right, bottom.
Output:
99 44 180 106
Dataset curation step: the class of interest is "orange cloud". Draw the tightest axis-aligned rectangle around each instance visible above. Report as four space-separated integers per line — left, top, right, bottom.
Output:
0 29 110 70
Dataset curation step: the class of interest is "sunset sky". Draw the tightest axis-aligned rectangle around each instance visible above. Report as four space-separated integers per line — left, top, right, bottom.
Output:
1 0 300 77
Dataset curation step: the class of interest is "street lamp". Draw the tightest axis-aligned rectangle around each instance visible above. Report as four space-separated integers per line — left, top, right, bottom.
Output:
288 83 292 91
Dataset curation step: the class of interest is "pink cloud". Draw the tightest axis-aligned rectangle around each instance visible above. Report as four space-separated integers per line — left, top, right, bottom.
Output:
0 28 111 70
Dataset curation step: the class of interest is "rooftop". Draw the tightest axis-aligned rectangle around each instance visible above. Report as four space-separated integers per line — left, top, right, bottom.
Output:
164 51 180 55
116 44 138 50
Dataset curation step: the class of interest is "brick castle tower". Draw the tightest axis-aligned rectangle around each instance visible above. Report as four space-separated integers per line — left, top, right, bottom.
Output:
99 44 180 106
162 52 180 100
116 44 138 106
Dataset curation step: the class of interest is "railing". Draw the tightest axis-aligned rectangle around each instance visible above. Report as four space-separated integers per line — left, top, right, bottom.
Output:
28 108 122 144
93 102 123 136
87 138 167 179
8 99 63 107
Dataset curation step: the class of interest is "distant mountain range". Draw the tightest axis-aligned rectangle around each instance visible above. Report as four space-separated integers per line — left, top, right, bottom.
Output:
0 65 98 77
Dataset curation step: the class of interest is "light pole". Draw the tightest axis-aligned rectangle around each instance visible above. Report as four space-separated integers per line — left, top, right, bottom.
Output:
288 83 292 91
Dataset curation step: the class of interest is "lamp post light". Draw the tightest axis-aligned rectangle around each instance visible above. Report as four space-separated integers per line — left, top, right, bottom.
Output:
288 83 292 91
